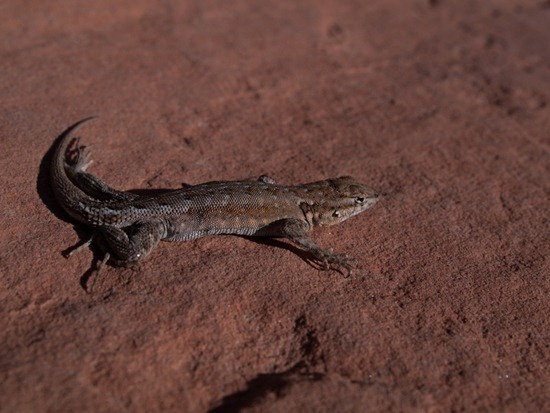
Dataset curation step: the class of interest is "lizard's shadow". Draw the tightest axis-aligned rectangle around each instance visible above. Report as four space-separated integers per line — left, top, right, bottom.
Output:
243 237 330 272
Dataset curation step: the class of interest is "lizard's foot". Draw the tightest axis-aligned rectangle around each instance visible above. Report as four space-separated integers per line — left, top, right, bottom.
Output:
319 249 359 277
69 138 94 172
63 234 94 258
87 252 110 293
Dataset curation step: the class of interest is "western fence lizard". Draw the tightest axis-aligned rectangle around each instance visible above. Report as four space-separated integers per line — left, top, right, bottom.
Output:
51 117 379 278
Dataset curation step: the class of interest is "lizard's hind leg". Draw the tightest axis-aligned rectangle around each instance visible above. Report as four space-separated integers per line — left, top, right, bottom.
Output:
65 140 140 202
95 219 167 267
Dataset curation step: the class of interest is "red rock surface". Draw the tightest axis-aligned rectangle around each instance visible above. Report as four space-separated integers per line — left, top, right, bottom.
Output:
1 1 549 412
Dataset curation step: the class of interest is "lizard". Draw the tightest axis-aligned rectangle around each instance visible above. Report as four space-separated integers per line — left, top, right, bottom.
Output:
51 117 379 278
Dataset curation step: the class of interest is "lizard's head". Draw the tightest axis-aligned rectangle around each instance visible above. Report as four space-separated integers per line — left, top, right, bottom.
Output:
311 176 379 226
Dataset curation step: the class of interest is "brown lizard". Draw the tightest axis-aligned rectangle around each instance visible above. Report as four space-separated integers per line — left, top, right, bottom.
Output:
51 117 379 277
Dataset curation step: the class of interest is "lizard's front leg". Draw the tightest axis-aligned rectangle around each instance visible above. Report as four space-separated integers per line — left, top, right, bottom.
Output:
273 218 359 276
96 219 167 267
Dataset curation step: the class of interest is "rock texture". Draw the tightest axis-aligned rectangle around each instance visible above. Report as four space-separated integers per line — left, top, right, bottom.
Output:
1 1 549 412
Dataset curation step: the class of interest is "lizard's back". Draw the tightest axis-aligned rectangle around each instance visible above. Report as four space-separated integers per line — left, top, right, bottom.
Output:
129 180 322 240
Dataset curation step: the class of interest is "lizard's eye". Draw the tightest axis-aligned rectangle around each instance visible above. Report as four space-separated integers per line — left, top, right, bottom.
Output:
333 210 341 218
355 197 365 204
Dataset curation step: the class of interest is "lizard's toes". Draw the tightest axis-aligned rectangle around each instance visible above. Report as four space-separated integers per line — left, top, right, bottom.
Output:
70 142 95 172
330 254 358 277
